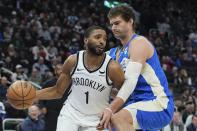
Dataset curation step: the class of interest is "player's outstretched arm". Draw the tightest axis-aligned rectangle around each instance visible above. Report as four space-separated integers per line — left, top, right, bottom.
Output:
36 55 77 101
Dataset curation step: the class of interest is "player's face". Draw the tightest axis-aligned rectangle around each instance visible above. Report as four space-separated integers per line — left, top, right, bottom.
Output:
109 16 132 40
85 29 107 56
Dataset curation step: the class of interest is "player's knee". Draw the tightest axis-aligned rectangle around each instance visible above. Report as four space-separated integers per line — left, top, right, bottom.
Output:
111 109 133 125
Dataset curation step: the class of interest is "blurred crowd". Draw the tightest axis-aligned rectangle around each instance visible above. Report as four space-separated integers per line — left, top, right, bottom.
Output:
0 0 197 131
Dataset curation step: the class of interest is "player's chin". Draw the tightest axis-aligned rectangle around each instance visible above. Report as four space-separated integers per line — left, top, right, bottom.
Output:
113 34 121 39
96 49 104 55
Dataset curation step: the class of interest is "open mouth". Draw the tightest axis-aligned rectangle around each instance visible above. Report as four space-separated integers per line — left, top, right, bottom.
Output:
113 30 119 33
114 30 119 33
97 46 104 50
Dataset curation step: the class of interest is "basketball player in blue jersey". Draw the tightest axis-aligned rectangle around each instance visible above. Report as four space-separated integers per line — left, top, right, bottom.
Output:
35 26 125 131
98 5 174 131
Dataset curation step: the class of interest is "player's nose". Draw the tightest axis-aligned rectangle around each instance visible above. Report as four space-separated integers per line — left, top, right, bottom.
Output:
99 39 105 46
99 41 105 47
112 25 117 31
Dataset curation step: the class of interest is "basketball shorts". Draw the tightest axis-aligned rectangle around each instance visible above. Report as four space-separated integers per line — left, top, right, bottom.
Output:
56 101 108 131
124 99 174 130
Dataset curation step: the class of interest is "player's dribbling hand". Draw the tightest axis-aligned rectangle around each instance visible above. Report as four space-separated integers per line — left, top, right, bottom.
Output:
97 108 113 130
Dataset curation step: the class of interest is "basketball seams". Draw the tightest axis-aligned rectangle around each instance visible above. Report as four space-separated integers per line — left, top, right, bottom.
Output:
23 83 33 98
10 85 23 97
20 81 25 109
7 96 36 101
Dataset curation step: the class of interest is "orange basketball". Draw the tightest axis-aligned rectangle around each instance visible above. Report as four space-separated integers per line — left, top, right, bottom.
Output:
7 80 36 110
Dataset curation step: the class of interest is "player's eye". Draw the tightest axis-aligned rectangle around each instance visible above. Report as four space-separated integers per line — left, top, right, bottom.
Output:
95 35 101 39
114 21 120 25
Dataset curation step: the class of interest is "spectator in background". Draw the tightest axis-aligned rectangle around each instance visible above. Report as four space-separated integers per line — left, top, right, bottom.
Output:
32 40 48 61
174 98 185 113
163 111 185 131
29 68 42 85
12 31 24 49
39 24 51 41
32 57 49 76
0 76 9 102
186 115 197 131
47 40 58 59
0 101 6 131
3 26 12 43
4 56 14 70
11 64 28 81
20 104 45 131
182 102 195 124
182 89 190 102
7 44 17 58
185 114 193 129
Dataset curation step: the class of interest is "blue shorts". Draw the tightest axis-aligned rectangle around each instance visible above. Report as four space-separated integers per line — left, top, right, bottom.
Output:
123 99 174 130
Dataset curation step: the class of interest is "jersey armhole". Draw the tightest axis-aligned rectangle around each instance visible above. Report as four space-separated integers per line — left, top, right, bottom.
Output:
106 59 113 86
70 52 79 76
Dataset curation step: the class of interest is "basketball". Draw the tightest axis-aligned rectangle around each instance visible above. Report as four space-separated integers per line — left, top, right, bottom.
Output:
7 80 36 110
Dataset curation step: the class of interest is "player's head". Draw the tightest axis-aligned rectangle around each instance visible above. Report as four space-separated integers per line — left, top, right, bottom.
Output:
108 5 135 39
84 26 107 56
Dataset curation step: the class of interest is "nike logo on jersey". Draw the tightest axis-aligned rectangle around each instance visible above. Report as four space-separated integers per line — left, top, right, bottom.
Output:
77 68 84 71
99 70 105 74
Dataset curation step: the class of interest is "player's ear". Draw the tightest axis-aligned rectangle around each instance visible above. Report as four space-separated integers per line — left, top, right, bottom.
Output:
129 19 133 26
84 38 88 44
84 38 88 48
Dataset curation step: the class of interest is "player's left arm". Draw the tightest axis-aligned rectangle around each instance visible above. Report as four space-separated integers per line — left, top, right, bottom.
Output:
98 37 153 129
111 37 153 109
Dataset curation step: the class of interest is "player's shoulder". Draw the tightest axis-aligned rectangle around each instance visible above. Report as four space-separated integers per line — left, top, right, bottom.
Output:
63 53 78 72
133 35 150 44
131 35 152 49
65 54 78 64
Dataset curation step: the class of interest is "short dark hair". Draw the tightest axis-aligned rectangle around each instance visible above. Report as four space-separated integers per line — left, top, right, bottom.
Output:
108 5 135 27
84 26 105 38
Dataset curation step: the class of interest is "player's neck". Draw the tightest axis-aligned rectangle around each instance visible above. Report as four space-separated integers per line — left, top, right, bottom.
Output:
120 31 135 47
84 51 105 68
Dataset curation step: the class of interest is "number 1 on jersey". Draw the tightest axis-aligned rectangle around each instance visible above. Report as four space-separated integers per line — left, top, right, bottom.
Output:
84 91 89 104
